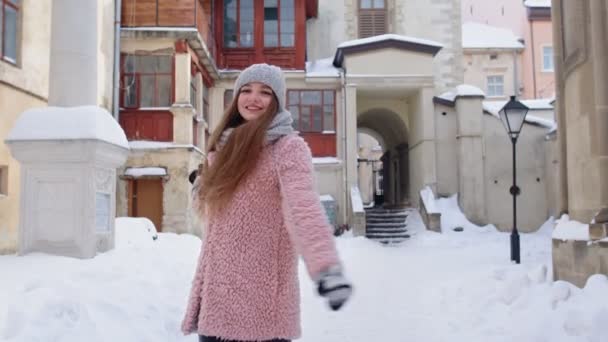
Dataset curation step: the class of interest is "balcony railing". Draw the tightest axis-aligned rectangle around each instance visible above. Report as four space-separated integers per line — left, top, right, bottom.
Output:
121 0 216 61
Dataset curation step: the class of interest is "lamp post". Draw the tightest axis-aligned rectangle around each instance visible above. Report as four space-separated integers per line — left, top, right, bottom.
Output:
499 96 529 264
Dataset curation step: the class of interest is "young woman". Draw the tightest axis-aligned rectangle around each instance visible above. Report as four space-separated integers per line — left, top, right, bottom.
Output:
181 63 353 342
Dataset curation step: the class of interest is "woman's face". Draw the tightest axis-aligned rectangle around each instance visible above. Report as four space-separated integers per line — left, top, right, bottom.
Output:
237 82 274 121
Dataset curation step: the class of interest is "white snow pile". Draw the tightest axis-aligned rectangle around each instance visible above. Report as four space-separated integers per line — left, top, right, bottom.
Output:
1 208 607 341
552 214 590 241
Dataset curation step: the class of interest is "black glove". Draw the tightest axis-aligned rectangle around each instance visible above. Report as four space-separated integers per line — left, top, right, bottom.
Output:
316 265 352 311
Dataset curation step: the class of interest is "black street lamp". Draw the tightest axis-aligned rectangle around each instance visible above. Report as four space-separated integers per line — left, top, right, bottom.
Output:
499 95 529 264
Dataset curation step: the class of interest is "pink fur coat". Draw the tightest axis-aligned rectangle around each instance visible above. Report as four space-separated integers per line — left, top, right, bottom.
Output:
181 134 341 341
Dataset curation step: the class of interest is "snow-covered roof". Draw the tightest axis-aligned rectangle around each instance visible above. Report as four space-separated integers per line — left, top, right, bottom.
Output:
306 57 340 77
338 33 443 49
483 100 556 129
524 0 551 8
437 84 486 102
320 194 335 202
333 33 443 67
124 167 167 178
5 106 129 148
128 141 202 153
519 98 554 110
313 157 341 165
462 22 524 50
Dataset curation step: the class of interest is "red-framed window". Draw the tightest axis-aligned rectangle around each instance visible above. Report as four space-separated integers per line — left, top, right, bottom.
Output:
287 90 335 132
223 0 255 48
264 0 295 47
120 54 174 108
1 0 19 63
223 0 295 48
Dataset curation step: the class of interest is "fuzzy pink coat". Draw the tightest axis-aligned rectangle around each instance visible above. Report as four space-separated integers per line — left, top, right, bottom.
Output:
181 134 340 341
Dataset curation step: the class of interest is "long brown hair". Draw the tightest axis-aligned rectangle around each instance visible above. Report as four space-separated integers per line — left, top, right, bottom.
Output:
195 89 279 216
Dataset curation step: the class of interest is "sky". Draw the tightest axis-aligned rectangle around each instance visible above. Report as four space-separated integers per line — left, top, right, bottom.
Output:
0 195 607 342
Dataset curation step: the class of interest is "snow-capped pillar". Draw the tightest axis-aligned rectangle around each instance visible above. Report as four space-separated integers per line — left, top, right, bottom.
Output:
171 41 195 145
5 107 129 259
454 85 487 224
48 0 98 106
4 1 129 258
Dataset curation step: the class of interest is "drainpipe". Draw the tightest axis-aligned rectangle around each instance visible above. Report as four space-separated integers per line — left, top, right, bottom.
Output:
112 0 122 120
339 67 349 225
529 19 537 98
513 50 519 96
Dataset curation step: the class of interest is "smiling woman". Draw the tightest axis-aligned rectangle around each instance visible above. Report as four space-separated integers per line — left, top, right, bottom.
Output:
182 63 352 342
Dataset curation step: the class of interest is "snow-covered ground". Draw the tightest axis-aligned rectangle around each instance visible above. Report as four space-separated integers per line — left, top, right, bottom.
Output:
1 197 607 342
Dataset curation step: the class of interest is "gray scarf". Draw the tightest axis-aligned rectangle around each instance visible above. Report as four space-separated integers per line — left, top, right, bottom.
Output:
218 109 294 148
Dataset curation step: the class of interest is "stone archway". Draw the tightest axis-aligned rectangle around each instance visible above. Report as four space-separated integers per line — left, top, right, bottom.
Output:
358 108 409 207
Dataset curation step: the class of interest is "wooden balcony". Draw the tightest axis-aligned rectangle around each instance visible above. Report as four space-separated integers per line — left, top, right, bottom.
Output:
121 0 219 79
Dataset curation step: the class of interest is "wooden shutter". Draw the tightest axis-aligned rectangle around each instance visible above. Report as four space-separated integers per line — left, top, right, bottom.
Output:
358 9 387 38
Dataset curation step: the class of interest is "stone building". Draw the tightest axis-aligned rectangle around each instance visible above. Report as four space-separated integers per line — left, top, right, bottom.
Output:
461 0 555 100
550 0 608 286
0 0 51 253
0 0 122 254
113 0 560 239
1 1 560 251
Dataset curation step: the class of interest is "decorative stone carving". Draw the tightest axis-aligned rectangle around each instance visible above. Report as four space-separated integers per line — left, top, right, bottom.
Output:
95 168 114 193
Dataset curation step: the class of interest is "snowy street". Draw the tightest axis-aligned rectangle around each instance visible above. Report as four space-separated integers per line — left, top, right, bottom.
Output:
1 196 607 342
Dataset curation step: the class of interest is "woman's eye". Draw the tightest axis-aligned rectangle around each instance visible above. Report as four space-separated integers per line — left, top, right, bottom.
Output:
261 91 273 96
241 88 251 93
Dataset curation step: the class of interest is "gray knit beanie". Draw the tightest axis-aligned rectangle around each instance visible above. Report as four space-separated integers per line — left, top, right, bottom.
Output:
233 63 286 111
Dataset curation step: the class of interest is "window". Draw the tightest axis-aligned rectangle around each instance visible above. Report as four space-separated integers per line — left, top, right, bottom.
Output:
542 46 554 72
202 85 210 146
0 165 7 196
358 0 386 38
190 74 198 110
1 0 19 63
487 75 504 97
224 0 255 48
264 0 295 47
287 90 335 132
121 55 173 108
224 89 234 109
202 85 210 124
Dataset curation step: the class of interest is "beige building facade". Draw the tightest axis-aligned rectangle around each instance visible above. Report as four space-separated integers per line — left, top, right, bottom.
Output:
0 0 51 253
461 0 555 100
550 0 608 286
0 0 118 253
116 0 560 236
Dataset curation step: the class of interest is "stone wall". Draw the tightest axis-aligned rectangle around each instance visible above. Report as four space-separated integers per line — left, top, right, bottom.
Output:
552 239 608 288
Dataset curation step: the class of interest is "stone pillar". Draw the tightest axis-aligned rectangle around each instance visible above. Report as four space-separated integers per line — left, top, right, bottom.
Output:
408 87 438 206
454 89 486 224
4 1 130 258
5 107 129 258
345 85 358 188
48 0 98 106
171 52 195 145
397 143 409 204
590 0 608 208
550 0 569 217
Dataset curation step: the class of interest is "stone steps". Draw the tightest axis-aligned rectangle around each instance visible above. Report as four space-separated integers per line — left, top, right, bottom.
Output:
364 207 412 244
